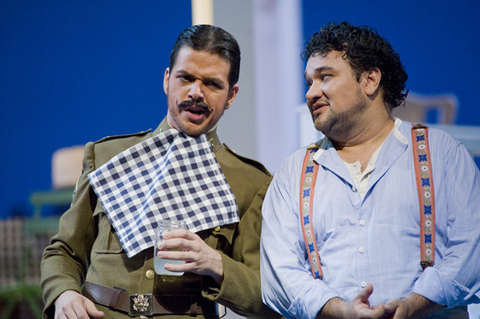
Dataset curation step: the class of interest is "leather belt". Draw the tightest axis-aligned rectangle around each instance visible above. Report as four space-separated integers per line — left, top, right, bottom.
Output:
83 281 217 317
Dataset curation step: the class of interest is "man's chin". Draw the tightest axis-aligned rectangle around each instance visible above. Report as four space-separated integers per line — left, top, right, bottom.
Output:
177 124 209 137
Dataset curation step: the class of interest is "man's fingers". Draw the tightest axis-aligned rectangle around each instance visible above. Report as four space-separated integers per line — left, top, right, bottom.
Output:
85 299 105 318
384 299 408 319
385 299 402 313
350 305 386 319
162 229 195 240
355 283 374 302
158 230 200 251
72 297 104 319
367 304 387 318
55 291 105 319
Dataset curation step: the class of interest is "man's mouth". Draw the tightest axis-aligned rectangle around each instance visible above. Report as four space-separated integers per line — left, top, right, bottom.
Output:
176 100 212 122
310 100 329 117
177 100 212 114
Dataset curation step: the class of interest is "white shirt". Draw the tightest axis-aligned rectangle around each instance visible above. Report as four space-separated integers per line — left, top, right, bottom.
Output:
260 119 480 319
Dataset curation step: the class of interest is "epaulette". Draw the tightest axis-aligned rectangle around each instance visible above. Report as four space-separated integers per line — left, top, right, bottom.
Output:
223 143 271 176
95 129 152 144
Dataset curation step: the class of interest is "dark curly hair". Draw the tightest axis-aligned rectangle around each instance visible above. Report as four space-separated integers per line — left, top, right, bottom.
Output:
303 21 408 108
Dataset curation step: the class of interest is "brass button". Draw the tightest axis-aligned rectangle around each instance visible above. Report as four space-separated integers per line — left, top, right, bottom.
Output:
214 226 221 232
145 269 155 280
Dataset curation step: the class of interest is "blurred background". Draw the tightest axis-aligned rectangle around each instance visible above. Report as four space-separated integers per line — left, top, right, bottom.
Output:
2 0 480 220
1 0 479 317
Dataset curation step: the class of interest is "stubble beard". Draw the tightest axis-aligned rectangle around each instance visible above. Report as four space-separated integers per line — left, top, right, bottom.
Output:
314 91 368 139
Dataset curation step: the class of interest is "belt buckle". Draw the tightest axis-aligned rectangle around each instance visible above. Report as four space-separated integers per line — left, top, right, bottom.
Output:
129 293 153 317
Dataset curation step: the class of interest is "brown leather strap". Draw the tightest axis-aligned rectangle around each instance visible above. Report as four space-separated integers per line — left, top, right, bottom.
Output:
84 282 138 314
83 281 217 317
108 287 122 309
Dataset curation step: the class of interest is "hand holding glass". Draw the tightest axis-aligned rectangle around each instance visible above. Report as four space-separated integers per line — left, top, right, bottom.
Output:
154 219 186 276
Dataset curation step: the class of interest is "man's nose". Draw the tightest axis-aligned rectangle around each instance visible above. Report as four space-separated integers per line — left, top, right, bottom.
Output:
188 81 204 100
306 82 323 101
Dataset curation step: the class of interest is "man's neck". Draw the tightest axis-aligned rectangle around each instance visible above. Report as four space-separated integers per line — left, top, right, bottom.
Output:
332 115 395 172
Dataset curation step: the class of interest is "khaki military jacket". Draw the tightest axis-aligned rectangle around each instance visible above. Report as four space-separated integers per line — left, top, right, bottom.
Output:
40 118 279 319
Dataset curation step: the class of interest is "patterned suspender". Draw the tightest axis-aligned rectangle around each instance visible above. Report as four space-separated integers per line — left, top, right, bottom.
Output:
411 124 435 270
300 144 322 279
300 125 435 280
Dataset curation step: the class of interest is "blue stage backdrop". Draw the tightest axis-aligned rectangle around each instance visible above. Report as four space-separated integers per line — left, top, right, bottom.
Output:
0 1 191 218
302 0 480 126
1 1 479 218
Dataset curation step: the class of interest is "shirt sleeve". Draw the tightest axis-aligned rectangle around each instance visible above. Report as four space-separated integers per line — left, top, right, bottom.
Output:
413 134 480 308
260 152 338 319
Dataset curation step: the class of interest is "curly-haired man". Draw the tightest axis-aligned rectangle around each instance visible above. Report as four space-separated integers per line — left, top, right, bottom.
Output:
260 21 480 319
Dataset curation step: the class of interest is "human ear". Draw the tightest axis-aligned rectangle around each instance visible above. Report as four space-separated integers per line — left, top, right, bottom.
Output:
364 67 381 96
224 84 239 110
163 68 170 95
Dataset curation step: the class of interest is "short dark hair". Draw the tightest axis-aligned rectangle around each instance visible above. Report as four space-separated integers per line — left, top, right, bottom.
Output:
303 21 408 108
169 24 241 88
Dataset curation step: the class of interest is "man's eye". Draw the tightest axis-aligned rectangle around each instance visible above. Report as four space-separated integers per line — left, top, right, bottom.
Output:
320 74 331 81
205 81 222 89
179 75 192 82
306 82 312 88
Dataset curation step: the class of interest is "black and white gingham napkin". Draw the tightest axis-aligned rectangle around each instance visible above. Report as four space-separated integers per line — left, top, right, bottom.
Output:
88 129 238 258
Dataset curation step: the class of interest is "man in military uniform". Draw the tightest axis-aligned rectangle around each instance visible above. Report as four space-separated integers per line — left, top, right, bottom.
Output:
41 24 278 319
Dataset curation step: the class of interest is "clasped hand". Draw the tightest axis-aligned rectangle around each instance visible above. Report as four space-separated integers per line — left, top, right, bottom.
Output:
322 284 436 319
347 284 411 319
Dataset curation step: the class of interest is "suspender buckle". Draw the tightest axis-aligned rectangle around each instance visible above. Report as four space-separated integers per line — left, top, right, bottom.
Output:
421 261 434 270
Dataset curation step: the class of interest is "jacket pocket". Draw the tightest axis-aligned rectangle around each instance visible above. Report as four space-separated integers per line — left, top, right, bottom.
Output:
91 201 124 254
201 223 237 255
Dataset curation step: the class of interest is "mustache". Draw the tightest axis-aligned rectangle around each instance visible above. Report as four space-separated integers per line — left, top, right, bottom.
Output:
176 100 213 113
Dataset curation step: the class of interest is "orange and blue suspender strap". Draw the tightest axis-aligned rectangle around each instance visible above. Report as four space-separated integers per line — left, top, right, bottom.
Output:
300 125 435 280
411 124 435 269
300 144 322 279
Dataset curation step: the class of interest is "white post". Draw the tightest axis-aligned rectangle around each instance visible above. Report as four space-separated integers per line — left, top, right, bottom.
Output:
191 0 214 25
253 0 304 173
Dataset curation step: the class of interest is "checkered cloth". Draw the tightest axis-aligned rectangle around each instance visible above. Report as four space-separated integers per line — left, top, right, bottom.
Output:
88 129 239 258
